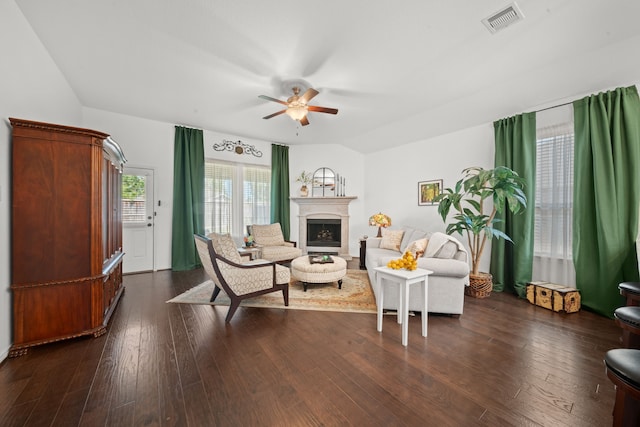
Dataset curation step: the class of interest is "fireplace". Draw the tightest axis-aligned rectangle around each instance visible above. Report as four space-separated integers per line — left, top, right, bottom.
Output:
307 219 341 248
291 196 357 259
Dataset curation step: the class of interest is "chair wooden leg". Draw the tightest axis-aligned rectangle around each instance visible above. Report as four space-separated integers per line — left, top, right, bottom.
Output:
210 285 221 302
282 287 289 306
612 387 640 427
225 299 241 323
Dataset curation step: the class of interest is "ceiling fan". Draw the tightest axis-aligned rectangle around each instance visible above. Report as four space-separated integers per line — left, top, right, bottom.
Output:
259 86 338 126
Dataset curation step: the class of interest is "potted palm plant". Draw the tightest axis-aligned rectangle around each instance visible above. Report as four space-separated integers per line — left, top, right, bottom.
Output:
433 166 527 298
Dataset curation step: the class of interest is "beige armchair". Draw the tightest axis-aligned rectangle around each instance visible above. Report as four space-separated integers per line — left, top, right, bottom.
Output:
249 223 302 263
194 233 290 322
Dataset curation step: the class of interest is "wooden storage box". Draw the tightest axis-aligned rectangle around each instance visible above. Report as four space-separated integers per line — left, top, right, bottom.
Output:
526 281 581 313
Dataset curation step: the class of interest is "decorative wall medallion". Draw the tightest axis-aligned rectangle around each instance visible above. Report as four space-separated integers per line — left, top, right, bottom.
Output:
213 139 263 157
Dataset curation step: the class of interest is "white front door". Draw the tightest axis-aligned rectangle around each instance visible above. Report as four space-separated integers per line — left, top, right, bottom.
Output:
122 167 154 273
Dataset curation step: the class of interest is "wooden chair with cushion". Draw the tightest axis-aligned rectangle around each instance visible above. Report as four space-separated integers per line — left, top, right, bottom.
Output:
249 223 302 263
619 282 640 306
194 233 290 322
614 306 640 349
604 349 640 426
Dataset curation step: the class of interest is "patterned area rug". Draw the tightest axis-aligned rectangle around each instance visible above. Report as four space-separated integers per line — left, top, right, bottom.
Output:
167 269 377 314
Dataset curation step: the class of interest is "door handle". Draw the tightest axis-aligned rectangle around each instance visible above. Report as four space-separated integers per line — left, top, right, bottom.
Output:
147 223 152 227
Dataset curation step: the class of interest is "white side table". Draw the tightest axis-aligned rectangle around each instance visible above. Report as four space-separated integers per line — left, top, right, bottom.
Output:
374 266 433 346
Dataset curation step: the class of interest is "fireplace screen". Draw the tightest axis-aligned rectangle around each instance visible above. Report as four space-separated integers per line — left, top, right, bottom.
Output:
307 219 341 247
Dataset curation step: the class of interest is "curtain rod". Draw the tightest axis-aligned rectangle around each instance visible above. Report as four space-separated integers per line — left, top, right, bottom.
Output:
530 100 573 114
529 84 636 114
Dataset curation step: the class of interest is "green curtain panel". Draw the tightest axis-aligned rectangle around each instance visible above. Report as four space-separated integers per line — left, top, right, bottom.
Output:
171 126 205 271
490 112 536 297
270 144 291 240
573 86 640 317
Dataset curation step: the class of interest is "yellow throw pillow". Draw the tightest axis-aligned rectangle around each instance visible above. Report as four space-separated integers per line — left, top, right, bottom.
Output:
380 229 405 251
407 238 429 258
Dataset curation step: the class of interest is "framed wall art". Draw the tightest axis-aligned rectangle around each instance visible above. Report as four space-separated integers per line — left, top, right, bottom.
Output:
418 179 443 206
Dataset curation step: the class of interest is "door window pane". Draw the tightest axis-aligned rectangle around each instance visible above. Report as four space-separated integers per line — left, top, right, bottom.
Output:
122 174 147 223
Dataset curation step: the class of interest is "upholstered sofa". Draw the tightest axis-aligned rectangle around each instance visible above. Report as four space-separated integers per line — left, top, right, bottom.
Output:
365 226 470 315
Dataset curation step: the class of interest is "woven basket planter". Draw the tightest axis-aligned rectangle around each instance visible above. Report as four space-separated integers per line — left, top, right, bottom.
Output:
466 272 493 298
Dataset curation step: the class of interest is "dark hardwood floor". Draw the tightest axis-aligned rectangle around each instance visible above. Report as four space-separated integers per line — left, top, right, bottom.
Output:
0 259 623 426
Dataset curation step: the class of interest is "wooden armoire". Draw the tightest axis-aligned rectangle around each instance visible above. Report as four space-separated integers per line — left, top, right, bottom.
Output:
9 118 126 357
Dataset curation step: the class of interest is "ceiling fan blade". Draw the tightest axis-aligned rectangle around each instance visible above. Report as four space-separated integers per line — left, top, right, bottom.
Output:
258 95 288 106
262 110 287 119
300 88 319 103
300 116 310 126
307 105 338 115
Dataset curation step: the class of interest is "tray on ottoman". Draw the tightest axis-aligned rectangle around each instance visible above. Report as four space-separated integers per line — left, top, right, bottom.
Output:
309 254 334 264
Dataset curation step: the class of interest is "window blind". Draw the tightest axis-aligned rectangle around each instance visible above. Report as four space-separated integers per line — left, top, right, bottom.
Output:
534 123 574 259
204 162 234 234
204 160 271 238
243 166 271 231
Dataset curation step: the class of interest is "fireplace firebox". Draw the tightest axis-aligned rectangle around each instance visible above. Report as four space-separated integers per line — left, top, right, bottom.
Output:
307 219 341 247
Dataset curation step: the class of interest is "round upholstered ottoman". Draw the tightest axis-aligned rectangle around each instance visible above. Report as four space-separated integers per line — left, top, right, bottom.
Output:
291 255 347 292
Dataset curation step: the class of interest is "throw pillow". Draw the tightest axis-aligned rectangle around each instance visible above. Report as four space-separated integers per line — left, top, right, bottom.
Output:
435 241 459 259
406 238 429 258
424 231 450 258
380 229 404 251
208 233 243 264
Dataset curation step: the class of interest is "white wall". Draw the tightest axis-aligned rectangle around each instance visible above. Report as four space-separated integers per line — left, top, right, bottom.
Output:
289 144 366 256
364 123 495 271
0 1 83 360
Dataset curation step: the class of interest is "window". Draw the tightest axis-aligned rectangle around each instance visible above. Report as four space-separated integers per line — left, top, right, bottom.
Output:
533 118 576 286
204 160 271 238
534 123 574 259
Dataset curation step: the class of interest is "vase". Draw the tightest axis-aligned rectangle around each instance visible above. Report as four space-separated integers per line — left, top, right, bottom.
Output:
300 185 309 197
466 272 493 298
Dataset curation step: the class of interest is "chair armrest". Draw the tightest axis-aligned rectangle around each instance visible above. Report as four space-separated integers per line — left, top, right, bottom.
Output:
214 253 277 270
284 240 297 248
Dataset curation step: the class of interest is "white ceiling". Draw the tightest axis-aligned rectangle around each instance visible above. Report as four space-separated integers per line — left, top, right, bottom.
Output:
15 0 640 153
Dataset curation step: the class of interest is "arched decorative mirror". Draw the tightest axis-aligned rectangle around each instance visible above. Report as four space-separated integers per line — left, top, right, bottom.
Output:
312 167 335 197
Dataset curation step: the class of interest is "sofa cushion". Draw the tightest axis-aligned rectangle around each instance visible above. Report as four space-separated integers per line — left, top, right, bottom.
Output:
366 247 400 267
417 257 470 278
260 245 302 262
399 226 416 252
380 229 404 251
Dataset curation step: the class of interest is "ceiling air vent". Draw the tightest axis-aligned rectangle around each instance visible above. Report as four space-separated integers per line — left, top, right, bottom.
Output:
482 2 524 34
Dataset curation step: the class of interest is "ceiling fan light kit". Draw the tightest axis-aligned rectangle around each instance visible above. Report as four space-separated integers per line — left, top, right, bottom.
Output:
286 105 307 121
259 85 338 126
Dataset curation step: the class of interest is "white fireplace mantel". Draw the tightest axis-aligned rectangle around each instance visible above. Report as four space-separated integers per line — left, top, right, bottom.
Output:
292 196 357 258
